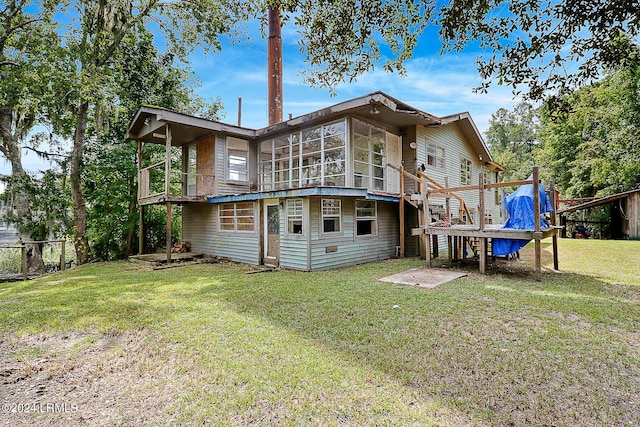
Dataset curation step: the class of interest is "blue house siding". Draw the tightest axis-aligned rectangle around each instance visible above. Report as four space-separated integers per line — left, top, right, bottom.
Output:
182 202 260 265
307 198 399 271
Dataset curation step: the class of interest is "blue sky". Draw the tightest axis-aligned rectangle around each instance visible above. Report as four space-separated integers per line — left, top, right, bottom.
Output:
7 15 522 175
193 20 521 131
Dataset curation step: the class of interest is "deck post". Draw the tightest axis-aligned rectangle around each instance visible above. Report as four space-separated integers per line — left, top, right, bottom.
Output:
399 165 405 257
137 138 145 256
166 202 172 264
21 245 27 280
417 178 426 259
533 167 542 280
61 240 66 271
421 177 431 267
479 172 485 231
139 205 144 255
478 172 486 272
550 180 559 270
165 124 172 197
445 177 452 261
479 237 486 274
137 139 143 199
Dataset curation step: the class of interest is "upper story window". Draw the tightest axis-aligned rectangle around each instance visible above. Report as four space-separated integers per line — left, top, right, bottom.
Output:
227 137 248 181
483 168 492 185
353 119 386 191
258 120 346 191
426 142 445 169
321 199 341 233
187 143 197 196
460 157 472 186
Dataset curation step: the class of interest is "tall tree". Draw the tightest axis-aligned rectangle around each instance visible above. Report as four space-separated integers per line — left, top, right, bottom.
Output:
248 1 640 97
0 1 61 272
82 29 222 260
485 102 541 183
44 0 250 264
538 66 640 197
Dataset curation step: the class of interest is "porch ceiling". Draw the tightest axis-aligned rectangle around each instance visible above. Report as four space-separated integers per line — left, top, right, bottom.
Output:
126 106 256 146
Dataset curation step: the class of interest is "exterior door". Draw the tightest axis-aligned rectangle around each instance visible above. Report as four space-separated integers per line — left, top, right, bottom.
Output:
263 200 280 265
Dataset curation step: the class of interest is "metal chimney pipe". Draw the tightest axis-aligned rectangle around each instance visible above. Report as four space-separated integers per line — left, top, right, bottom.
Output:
268 8 283 125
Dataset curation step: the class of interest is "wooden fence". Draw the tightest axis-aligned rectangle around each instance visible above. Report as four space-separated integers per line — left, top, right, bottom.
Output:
0 240 71 281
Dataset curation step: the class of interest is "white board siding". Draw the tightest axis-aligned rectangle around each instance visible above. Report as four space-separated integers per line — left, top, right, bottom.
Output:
182 203 260 265
308 198 399 270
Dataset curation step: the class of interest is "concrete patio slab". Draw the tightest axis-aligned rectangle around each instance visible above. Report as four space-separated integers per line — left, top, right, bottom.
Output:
379 268 467 289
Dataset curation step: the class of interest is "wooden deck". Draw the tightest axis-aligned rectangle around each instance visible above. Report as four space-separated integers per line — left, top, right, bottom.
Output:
412 224 562 240
405 166 560 279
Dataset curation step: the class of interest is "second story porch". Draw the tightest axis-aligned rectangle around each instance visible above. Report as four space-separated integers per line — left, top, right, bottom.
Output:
127 106 256 206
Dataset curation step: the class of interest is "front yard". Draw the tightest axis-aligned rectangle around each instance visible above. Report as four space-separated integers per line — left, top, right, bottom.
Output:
1 239 638 426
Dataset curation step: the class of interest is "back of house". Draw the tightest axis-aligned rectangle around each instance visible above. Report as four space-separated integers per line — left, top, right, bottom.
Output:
127 91 504 270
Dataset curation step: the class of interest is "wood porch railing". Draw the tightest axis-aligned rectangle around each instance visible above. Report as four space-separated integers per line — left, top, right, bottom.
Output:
138 161 215 201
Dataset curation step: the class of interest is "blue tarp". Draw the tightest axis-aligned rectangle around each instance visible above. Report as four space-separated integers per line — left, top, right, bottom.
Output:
492 183 553 256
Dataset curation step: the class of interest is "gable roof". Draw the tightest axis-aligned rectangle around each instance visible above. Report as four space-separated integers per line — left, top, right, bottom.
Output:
126 91 501 170
439 112 505 172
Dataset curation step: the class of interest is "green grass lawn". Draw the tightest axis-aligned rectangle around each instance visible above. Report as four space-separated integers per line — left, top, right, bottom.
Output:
1 238 639 426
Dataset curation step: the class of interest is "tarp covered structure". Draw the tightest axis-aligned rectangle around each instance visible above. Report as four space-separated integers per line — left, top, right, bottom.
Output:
493 183 553 256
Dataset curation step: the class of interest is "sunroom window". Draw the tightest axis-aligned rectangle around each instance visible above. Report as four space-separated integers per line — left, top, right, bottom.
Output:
353 119 386 191
258 120 346 191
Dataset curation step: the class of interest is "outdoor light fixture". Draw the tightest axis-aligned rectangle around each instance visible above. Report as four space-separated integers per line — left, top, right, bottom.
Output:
369 98 380 115
409 141 417 149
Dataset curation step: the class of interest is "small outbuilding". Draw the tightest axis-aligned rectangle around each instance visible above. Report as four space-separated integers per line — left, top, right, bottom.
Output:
558 189 640 240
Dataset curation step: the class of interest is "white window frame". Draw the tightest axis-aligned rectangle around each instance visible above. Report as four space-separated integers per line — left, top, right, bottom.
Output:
258 120 346 191
460 156 472 186
355 200 377 237
226 137 249 182
352 118 387 191
426 142 445 170
218 202 255 232
321 199 342 235
286 198 304 235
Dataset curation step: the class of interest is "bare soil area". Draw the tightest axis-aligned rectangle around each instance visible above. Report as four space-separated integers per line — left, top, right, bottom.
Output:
1 330 181 426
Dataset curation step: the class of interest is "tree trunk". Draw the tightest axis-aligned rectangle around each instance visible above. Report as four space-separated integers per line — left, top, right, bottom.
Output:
0 107 46 274
71 101 90 264
123 176 137 257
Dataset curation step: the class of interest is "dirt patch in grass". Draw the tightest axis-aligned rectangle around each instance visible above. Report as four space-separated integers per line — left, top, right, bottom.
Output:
0 330 181 426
